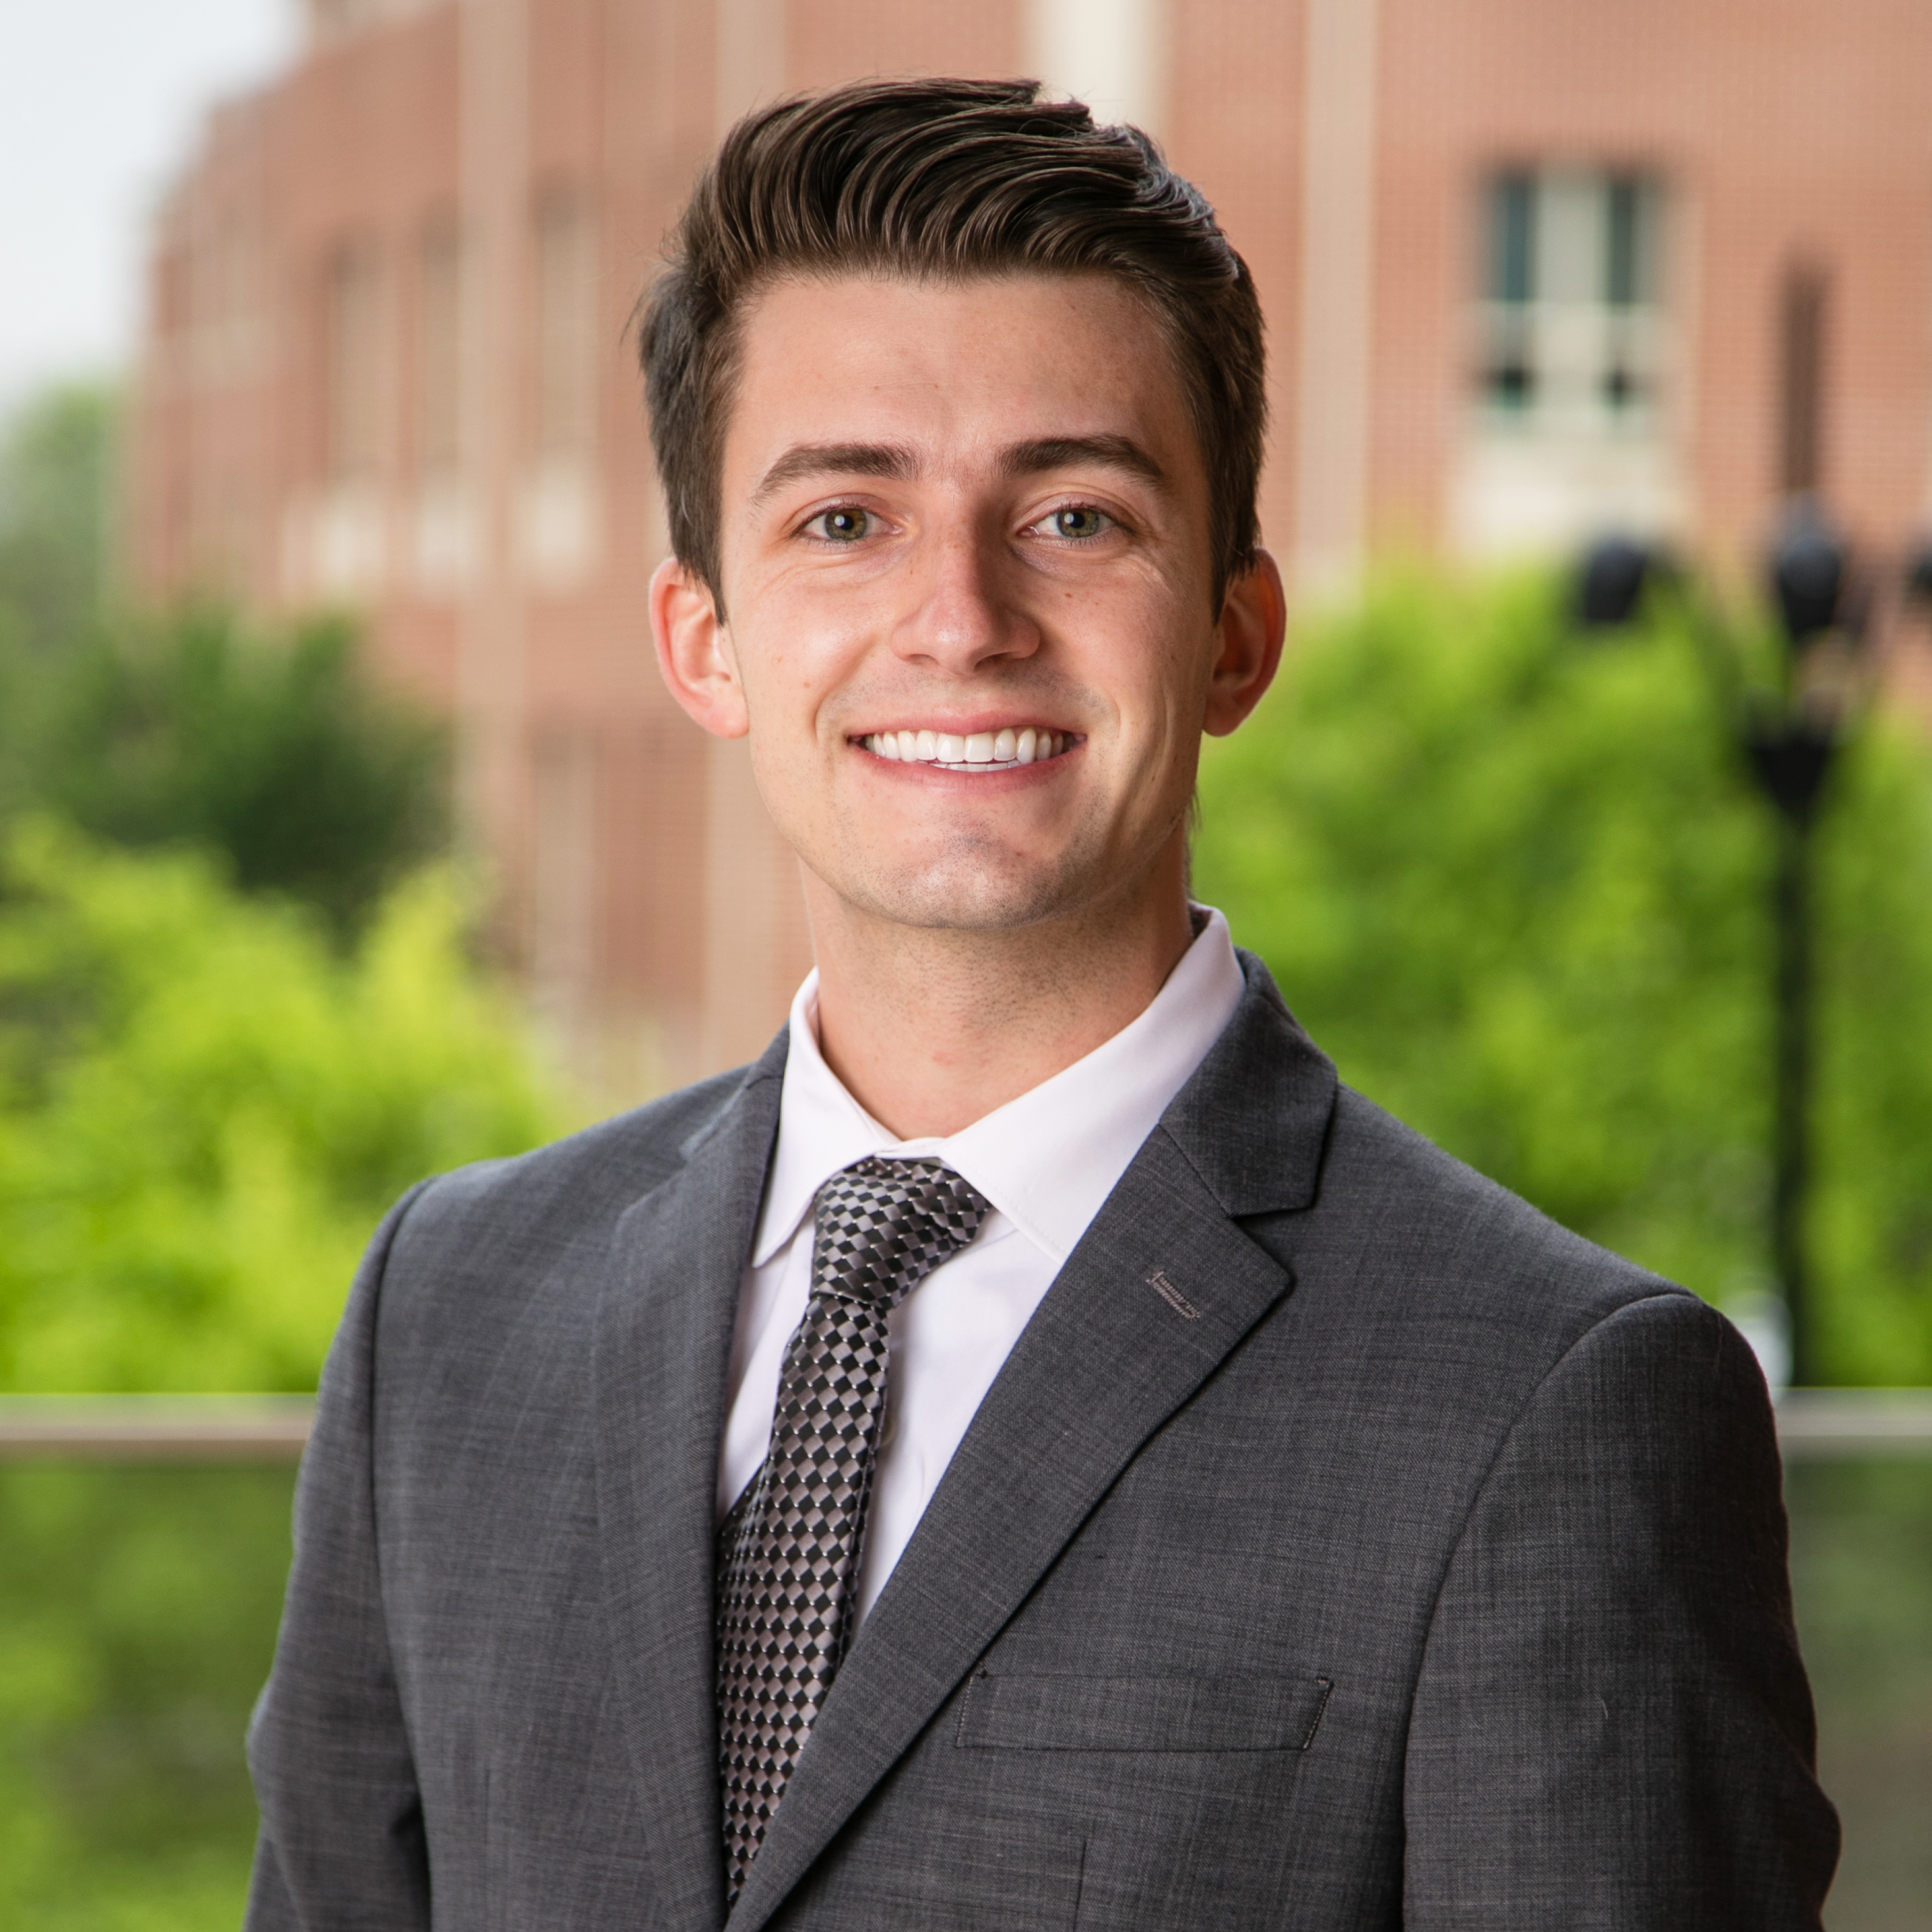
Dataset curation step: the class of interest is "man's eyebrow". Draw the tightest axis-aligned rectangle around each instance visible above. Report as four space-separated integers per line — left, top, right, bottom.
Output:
998 435 1168 492
749 442 917 506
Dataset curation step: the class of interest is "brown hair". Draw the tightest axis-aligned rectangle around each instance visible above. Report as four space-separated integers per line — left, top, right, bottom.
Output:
638 77 1266 609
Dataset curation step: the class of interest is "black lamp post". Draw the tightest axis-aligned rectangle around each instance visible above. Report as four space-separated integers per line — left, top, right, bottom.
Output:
1750 505 1850 1389
1576 506 1858 1389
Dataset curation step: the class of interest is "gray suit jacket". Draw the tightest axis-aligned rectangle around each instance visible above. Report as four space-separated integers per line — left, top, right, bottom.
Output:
246 955 1838 1929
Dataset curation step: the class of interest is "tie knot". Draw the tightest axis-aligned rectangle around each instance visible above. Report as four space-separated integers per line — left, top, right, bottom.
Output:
810 1156 991 1311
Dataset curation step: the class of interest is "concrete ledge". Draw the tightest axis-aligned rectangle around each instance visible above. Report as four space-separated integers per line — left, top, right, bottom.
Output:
0 1390 1928 1462
0 1396 315 1460
1775 1389 1932 1457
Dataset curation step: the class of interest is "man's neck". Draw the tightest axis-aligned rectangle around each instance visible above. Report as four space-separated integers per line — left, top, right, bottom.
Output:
805 836 1197 1140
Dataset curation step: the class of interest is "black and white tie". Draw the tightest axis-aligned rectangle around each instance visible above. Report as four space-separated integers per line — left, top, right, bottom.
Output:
715 1155 991 1905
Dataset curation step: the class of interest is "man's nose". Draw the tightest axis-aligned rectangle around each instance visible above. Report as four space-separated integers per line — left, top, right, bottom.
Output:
888 525 1039 674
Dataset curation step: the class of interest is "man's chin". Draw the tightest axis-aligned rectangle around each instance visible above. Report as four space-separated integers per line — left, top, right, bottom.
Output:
823 852 1102 935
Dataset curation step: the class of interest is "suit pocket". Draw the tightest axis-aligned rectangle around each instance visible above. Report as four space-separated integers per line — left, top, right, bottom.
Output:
954 1671 1332 1754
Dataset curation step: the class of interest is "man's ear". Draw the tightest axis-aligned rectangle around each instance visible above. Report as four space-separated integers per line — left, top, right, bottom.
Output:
1203 546 1287 737
651 556 749 740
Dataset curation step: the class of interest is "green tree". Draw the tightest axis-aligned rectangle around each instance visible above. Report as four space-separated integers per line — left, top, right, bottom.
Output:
0 383 120 832
26 608 448 937
1195 566 1932 1385
0 382 447 938
0 819 566 1394
0 381 119 658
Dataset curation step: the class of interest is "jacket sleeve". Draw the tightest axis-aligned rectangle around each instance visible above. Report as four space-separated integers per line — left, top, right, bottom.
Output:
1401 1290 1840 1930
245 1181 437 1931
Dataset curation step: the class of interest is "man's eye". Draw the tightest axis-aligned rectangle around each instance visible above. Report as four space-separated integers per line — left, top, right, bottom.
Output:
806 507 871 542
1044 506 1111 540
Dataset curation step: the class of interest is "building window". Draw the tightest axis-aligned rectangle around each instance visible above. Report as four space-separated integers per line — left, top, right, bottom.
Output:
519 189 601 588
533 190 596 465
314 239 391 596
417 219 464 481
1478 169 1664 431
324 241 388 482
410 216 475 595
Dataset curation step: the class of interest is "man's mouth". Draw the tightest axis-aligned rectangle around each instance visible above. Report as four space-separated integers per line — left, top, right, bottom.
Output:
855 727 1075 773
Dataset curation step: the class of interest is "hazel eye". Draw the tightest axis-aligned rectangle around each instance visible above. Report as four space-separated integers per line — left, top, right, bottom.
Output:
806 506 871 542
1047 506 1111 540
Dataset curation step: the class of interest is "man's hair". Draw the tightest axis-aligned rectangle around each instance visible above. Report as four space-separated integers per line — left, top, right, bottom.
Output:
638 77 1266 610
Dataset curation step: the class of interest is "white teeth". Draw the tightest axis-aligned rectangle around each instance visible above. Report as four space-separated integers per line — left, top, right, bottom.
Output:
863 726 1070 768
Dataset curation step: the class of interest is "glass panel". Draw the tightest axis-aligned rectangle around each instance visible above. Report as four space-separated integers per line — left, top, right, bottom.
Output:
0 1464 293 1924
1535 171 1607 307
1606 176 1643 308
2 1453 1925 1922
1489 172 1536 305
1786 1457 1932 1927
1484 174 1538 410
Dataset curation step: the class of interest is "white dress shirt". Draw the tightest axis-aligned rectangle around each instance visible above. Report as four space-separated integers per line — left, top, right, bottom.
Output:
717 905 1247 1621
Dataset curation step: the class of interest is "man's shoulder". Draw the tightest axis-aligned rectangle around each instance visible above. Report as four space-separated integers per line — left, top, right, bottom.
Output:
1251 1077 1719 1410
380 1052 777 1289
1322 1082 1668 1298
1166 958 1700 1369
1202 1075 1768 1525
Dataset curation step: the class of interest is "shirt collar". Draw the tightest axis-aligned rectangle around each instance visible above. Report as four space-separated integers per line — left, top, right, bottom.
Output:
749 907 1247 1269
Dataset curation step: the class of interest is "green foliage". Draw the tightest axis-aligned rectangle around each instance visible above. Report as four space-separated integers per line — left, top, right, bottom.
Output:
23 608 448 937
0 380 447 939
0 819 566 1393
1195 566 1932 1384
0 381 119 658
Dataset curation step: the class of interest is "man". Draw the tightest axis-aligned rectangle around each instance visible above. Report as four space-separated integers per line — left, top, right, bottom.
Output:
247 78 1838 1929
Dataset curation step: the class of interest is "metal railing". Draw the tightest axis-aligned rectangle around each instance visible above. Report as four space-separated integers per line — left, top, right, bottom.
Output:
0 1389 1929 1461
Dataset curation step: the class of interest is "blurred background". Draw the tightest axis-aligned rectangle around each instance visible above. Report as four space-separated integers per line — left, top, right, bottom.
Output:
2 0 1930 1922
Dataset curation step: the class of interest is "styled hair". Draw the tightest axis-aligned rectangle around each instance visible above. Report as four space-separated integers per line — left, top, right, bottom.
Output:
638 77 1266 608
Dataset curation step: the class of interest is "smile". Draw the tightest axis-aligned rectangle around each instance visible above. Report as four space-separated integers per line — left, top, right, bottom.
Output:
857 727 1075 773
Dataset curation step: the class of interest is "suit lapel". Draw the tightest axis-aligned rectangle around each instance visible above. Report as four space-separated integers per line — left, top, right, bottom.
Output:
728 964 1338 1932
591 1040 786 1931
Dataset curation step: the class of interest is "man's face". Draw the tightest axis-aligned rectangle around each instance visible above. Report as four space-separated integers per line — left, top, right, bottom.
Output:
659 273 1277 935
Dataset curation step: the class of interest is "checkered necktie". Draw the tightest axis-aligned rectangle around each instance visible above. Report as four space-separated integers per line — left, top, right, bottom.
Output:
715 1156 991 1906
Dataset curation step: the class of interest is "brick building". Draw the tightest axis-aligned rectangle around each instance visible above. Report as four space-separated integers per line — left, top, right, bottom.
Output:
130 0 1932 1091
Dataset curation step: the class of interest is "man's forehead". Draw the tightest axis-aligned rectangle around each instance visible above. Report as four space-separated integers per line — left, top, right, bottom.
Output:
724 273 1189 492
736 265 1149 332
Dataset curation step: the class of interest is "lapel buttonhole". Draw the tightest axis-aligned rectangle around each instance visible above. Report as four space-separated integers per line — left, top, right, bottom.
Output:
1145 1270 1201 1320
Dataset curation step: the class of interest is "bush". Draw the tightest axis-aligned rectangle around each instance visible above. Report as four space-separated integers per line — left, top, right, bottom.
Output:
1 378 447 941
0 820 565 1393
13 608 447 940
1195 567 1932 1384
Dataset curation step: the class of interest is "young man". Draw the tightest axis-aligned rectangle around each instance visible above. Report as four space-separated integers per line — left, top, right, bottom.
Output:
246 79 1837 1929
